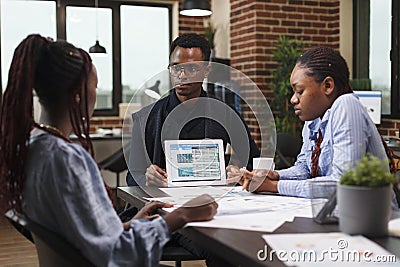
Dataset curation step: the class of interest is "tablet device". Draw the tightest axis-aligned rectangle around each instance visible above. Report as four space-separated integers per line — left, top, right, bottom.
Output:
164 139 226 186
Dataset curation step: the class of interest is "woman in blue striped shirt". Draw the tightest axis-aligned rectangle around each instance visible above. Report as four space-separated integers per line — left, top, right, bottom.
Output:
228 46 396 203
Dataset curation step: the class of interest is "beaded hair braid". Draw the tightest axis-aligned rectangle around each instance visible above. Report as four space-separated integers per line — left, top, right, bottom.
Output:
0 34 112 215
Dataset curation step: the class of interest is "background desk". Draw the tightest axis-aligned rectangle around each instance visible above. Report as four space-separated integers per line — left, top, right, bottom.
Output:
118 186 400 267
385 137 400 157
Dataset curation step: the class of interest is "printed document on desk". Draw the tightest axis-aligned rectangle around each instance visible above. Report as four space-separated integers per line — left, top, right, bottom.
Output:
389 218 400 237
146 186 314 232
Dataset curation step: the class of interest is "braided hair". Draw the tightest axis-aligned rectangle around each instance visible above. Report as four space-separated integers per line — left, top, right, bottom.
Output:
296 46 353 97
297 47 397 177
170 33 211 61
0 34 111 215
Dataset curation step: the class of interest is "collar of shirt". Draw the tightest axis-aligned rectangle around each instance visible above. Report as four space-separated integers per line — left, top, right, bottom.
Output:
307 108 332 142
166 89 207 114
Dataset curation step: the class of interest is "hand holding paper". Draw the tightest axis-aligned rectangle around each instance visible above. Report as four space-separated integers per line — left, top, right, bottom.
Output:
164 194 218 232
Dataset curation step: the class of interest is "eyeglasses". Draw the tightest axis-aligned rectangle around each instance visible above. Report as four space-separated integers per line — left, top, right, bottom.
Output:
168 63 206 77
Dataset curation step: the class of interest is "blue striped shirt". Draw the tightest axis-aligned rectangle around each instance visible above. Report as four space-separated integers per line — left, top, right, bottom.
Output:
277 93 389 198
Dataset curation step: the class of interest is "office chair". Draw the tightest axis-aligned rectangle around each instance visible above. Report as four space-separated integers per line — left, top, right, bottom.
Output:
394 171 400 208
98 146 130 212
4 209 34 243
274 132 302 169
98 147 128 188
5 209 95 267
5 209 197 267
161 246 202 267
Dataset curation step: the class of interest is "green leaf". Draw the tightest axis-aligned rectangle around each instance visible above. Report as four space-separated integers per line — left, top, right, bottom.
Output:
269 36 304 136
340 154 396 187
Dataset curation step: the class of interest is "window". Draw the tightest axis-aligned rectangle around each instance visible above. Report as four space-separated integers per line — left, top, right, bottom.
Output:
66 6 113 109
0 0 172 116
392 0 400 117
1 0 56 91
354 0 400 118
369 0 391 115
120 5 170 107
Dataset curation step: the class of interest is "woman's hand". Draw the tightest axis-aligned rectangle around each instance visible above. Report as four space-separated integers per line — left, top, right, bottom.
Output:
163 194 218 232
227 164 280 193
226 165 248 185
241 170 280 193
124 200 174 230
133 200 173 220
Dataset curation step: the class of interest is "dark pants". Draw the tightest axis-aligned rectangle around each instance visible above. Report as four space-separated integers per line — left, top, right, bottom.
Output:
119 205 236 267
168 232 236 267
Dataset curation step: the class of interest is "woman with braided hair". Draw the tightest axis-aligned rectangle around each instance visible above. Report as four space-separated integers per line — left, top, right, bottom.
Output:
0 34 217 267
228 46 398 208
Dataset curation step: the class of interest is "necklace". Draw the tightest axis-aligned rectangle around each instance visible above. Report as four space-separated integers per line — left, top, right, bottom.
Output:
34 123 71 143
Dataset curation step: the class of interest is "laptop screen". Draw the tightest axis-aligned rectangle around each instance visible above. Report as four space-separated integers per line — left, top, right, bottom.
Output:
164 139 226 186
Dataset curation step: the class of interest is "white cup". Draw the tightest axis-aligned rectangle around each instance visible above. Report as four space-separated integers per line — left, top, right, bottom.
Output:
253 157 275 170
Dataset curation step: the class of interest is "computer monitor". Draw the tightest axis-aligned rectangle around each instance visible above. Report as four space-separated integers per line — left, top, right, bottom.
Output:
354 91 382 124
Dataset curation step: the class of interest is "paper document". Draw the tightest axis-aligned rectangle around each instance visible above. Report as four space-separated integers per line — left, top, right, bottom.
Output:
160 186 238 201
389 218 400 237
187 212 289 232
146 186 314 232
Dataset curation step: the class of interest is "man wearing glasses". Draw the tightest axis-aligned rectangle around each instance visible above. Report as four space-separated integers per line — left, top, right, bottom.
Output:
126 33 259 187
124 33 259 267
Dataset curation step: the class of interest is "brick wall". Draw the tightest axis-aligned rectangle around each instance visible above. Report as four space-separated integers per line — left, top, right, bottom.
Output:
90 117 123 134
378 119 400 138
179 0 208 35
230 0 340 146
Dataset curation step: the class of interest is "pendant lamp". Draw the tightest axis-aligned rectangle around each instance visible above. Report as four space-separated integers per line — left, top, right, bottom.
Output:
180 0 212 17
144 80 161 100
89 0 106 53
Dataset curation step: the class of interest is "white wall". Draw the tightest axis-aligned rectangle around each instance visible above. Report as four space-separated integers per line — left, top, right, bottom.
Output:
340 0 353 78
211 0 230 59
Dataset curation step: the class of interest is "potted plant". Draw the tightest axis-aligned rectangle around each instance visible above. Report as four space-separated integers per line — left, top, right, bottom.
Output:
338 154 396 237
204 20 216 58
270 36 304 138
350 78 372 91
269 36 304 167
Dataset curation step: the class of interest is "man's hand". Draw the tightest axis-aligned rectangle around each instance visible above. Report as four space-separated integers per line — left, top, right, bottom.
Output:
145 164 168 187
226 165 245 185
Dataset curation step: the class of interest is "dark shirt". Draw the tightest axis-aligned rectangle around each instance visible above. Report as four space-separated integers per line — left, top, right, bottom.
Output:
126 89 260 185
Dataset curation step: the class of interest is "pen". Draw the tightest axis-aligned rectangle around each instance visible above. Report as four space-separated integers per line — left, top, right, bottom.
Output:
241 167 249 191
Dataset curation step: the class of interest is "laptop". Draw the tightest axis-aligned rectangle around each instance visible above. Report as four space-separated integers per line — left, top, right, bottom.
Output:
164 139 226 186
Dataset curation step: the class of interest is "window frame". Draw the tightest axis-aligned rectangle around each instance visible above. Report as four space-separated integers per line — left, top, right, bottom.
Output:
391 0 400 118
0 0 172 116
58 0 172 116
353 0 400 119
